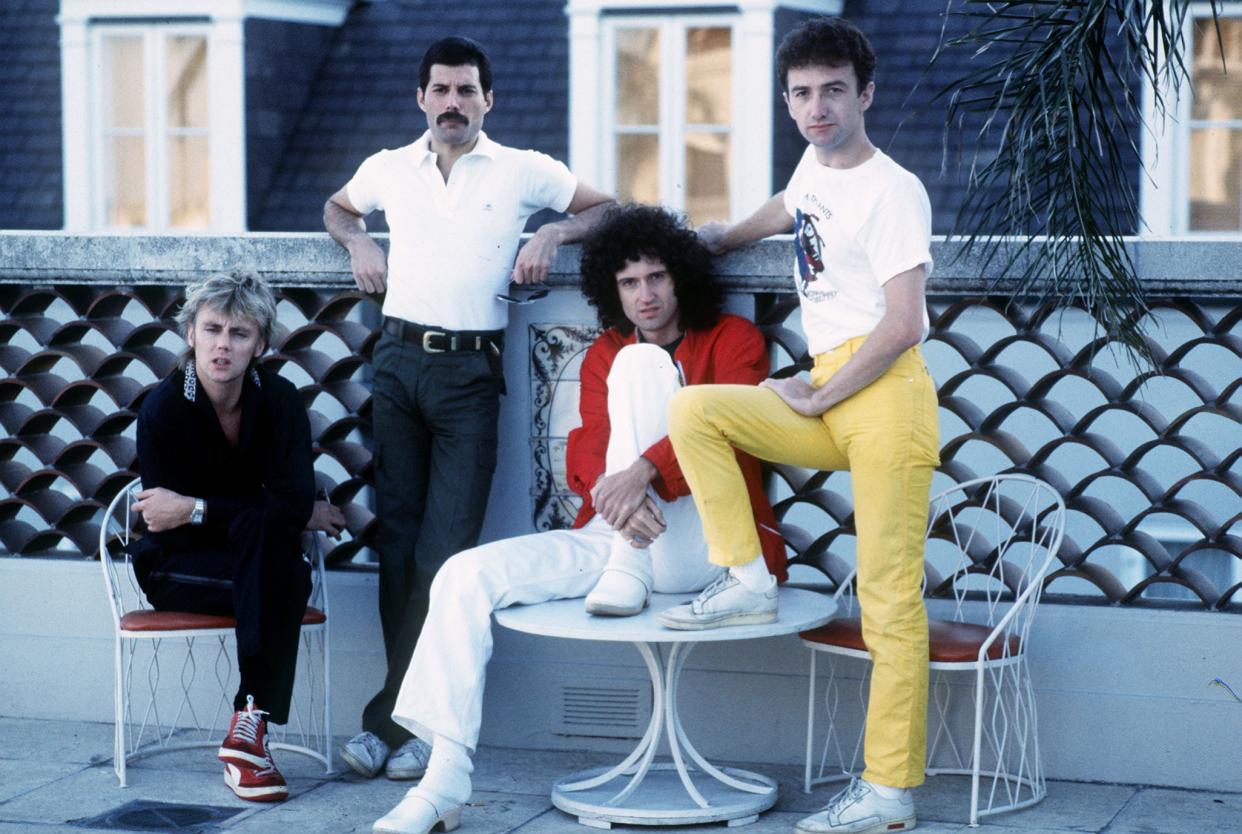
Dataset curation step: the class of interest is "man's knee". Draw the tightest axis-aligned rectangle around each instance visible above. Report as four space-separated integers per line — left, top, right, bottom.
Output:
228 507 303 567
668 386 708 439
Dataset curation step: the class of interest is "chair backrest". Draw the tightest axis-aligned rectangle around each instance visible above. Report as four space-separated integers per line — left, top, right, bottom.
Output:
925 474 1066 641
810 474 1066 637
98 476 330 625
98 477 147 627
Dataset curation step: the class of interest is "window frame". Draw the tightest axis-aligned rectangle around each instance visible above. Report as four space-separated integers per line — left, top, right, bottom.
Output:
566 0 843 224
58 0 351 232
89 22 213 232
1141 1 1242 237
601 15 740 221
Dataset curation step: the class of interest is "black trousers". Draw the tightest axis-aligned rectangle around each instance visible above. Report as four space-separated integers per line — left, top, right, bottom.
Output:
364 330 503 747
138 507 312 725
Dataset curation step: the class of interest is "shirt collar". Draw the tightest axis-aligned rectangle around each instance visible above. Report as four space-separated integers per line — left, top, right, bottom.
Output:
409 130 497 167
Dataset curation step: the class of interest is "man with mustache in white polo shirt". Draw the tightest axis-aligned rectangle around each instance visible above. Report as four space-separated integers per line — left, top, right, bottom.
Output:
324 35 612 782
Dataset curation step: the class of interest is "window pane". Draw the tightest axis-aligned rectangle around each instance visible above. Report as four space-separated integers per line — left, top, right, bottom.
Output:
1192 18 1242 121
616 134 659 204
166 35 208 129
1188 127 1242 231
685 133 730 226
169 135 210 228
685 27 731 125
101 36 144 129
616 28 659 125
104 136 146 227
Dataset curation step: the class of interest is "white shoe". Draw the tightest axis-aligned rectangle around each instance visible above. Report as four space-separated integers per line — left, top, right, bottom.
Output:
373 787 463 834
794 779 916 834
657 573 777 630
342 731 390 779
386 737 432 780
584 569 651 616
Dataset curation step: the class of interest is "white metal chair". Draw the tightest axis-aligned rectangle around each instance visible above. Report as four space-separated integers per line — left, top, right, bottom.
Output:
98 478 333 786
800 473 1066 827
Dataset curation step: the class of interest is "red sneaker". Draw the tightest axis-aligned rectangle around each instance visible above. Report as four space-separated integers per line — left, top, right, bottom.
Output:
218 694 271 768
223 761 288 802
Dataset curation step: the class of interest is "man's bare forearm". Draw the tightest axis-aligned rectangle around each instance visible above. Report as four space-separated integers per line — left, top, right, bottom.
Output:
537 198 614 246
324 198 372 251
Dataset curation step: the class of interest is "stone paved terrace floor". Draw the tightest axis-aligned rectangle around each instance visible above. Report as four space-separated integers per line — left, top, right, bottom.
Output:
2 716 1239 834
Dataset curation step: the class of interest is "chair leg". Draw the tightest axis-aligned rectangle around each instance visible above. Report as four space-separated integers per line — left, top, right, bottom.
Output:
804 650 817 794
114 636 127 787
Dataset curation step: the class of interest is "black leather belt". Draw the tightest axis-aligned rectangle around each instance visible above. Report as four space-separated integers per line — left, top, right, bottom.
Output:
383 317 503 355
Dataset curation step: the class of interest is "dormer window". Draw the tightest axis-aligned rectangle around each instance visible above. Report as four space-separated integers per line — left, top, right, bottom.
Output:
58 0 351 232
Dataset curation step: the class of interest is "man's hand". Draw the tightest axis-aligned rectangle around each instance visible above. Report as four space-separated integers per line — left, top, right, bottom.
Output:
307 500 347 540
697 220 732 255
760 376 825 417
617 496 667 549
590 457 658 529
347 236 388 295
132 487 195 532
511 225 561 285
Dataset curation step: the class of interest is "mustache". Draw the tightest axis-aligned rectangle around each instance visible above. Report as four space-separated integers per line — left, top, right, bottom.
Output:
437 112 468 126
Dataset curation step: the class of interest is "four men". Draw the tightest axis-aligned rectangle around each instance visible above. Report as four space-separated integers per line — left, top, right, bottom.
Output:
323 36 611 780
130 15 940 833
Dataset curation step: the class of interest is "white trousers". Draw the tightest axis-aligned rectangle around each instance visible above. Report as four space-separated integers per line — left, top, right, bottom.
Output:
391 344 720 751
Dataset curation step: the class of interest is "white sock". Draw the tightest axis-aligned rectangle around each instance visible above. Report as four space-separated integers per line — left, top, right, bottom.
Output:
729 556 774 593
866 780 911 801
417 735 473 804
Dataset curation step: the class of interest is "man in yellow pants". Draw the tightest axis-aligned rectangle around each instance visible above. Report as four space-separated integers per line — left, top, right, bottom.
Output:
660 16 940 834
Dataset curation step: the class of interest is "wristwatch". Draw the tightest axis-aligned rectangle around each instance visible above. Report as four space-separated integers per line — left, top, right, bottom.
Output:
190 498 205 526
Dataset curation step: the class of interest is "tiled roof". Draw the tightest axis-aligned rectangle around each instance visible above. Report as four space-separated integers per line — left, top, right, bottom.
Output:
254 0 571 231
0 0 63 230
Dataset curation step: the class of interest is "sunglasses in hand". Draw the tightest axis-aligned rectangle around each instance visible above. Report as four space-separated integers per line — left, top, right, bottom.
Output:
494 287 551 305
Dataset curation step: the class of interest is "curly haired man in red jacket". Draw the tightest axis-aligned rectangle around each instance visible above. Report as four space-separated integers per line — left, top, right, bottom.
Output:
371 204 784 834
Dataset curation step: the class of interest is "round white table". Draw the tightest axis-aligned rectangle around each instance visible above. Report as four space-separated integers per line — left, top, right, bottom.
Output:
494 587 836 828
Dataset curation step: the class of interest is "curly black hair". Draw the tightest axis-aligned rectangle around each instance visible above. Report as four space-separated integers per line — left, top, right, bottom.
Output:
579 204 723 336
776 17 875 93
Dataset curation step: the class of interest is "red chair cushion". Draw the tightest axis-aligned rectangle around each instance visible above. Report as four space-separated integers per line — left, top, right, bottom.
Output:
801 616 1021 662
120 606 326 632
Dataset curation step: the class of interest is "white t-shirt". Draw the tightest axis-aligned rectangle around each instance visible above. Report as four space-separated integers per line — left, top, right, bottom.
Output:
782 146 933 355
346 131 577 331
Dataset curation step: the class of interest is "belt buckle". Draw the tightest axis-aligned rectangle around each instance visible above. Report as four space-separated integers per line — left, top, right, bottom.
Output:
422 331 446 353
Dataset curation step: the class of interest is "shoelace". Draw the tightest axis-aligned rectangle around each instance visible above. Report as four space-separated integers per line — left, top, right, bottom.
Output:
825 778 867 815
692 572 736 612
233 694 270 746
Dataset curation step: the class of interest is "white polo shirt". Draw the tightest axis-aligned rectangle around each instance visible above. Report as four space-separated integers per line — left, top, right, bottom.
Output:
346 131 578 331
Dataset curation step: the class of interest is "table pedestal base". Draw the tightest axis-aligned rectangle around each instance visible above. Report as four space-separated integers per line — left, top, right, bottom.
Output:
553 762 777 828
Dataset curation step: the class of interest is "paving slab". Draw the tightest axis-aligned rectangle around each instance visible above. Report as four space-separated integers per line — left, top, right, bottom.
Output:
0 717 113 766
911 775 1137 830
471 745 618 797
1106 786 1242 834
0 822 85 833
0 762 307 824
221 783 553 834
0 760 88 806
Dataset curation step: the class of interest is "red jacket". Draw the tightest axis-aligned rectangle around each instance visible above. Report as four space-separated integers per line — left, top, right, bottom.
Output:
565 314 787 582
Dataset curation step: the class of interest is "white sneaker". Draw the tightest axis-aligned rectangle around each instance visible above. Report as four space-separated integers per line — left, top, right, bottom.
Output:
794 779 916 834
584 569 651 616
341 731 390 779
386 737 432 780
657 573 777 630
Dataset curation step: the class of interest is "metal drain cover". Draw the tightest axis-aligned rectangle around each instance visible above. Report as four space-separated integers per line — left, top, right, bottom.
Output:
73 800 243 831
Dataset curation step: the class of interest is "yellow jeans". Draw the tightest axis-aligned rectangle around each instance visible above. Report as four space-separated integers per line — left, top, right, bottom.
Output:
668 336 941 788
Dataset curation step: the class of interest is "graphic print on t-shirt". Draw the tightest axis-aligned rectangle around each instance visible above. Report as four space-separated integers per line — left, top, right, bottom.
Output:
794 208 836 302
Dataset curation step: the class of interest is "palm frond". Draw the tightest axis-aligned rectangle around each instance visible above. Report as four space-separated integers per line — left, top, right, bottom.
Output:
925 0 1223 363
